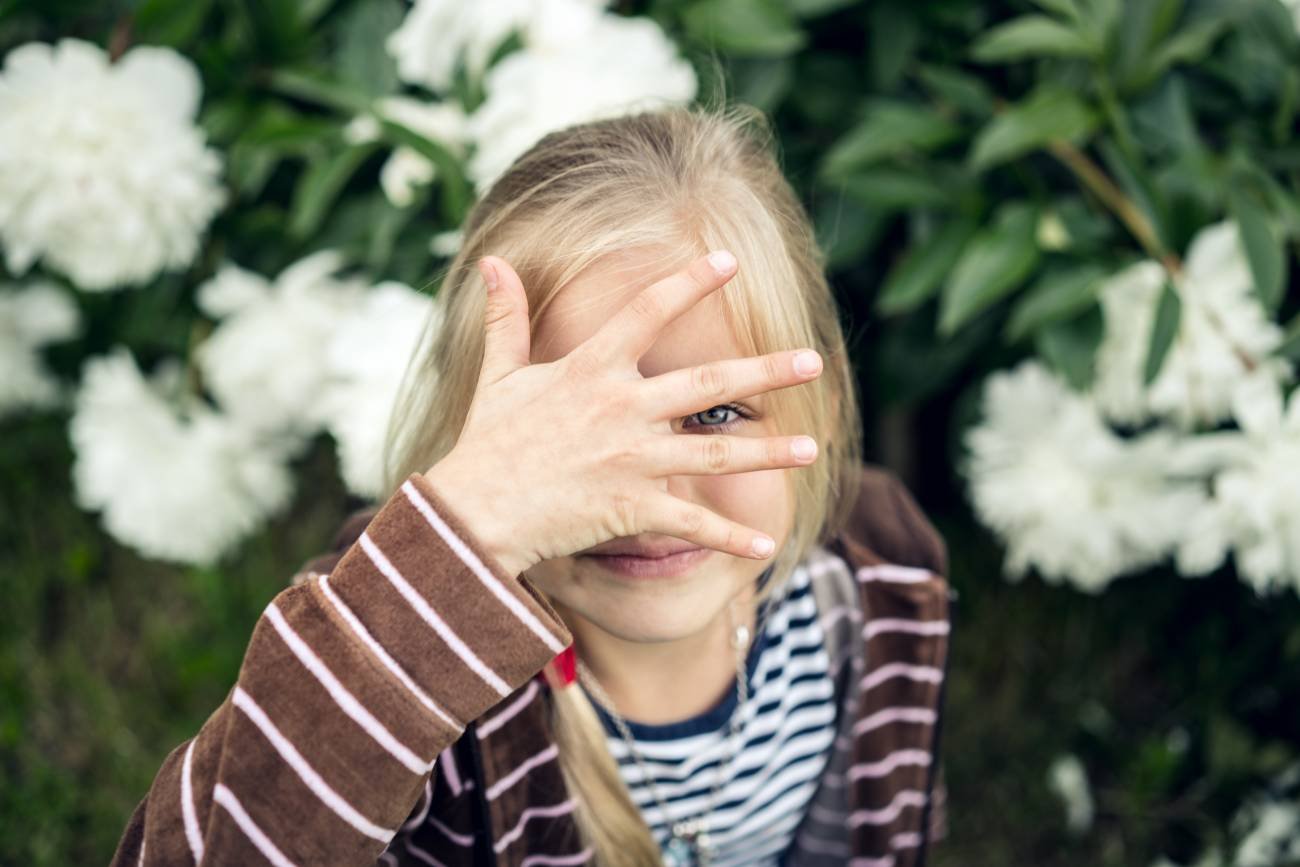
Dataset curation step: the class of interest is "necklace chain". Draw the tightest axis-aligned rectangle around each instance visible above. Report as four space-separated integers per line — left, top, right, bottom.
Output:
575 603 759 867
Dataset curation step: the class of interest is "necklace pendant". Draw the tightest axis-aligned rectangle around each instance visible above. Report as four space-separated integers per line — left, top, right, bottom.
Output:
664 819 710 867
663 833 694 867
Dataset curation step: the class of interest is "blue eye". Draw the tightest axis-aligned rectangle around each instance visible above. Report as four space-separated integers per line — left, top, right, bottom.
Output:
683 403 754 433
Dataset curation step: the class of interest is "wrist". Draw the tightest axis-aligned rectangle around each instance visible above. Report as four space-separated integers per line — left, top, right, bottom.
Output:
421 460 531 578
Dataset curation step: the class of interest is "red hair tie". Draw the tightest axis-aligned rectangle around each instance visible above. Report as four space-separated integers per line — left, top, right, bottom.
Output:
540 644 577 689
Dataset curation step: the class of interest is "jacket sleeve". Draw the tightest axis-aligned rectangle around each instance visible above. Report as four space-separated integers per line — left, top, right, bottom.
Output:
110 472 572 866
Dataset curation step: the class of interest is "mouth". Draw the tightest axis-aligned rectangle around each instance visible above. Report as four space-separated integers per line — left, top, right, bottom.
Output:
578 547 712 578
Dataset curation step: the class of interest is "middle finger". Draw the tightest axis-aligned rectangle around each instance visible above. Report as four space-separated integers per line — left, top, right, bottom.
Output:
638 348 824 421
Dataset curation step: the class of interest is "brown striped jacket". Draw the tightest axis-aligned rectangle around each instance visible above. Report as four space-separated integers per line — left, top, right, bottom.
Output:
111 462 954 866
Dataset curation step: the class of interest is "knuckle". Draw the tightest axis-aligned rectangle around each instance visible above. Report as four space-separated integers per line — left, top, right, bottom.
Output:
606 437 643 470
564 349 603 380
629 290 667 326
721 523 739 555
764 353 785 385
703 436 730 472
610 491 640 535
691 362 728 401
680 503 705 535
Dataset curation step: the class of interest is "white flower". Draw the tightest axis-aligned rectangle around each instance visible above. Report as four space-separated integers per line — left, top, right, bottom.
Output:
964 360 1205 591
1047 754 1094 834
1175 374 1300 594
196 251 368 441
1093 222 1291 429
431 228 463 257
0 39 224 290
313 282 437 498
0 280 80 416
69 348 294 566
1234 801 1300 866
465 1 697 191
387 0 541 92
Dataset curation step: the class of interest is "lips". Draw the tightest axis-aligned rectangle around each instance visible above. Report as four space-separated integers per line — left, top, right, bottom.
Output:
580 537 703 559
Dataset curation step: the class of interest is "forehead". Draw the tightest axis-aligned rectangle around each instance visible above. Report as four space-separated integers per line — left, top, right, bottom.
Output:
530 248 749 379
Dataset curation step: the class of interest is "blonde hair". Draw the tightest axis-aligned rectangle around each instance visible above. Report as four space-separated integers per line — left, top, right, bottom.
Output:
381 101 863 865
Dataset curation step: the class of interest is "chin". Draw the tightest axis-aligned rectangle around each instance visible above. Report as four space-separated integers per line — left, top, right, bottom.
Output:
530 558 740 644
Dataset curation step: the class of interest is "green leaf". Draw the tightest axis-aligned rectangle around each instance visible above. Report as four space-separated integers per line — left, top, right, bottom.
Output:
730 58 794 112
289 144 378 239
814 194 887 271
939 205 1042 334
970 15 1096 63
1031 0 1081 22
867 3 920 90
837 166 954 210
1132 15 1230 89
787 0 856 17
682 0 807 56
269 69 372 114
134 0 213 46
878 219 979 315
969 86 1097 170
1035 304 1105 389
377 120 472 224
820 102 960 177
1229 193 1287 313
1143 280 1181 385
916 65 996 118
335 0 404 97
1006 262 1109 341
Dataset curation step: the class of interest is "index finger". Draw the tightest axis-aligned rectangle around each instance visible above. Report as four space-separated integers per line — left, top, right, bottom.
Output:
575 250 738 366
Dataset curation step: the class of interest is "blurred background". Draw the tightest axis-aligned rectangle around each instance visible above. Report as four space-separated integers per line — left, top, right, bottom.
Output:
2 0 1299 864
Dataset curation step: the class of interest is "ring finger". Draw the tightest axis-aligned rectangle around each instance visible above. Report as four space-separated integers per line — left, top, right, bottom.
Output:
640 431 819 477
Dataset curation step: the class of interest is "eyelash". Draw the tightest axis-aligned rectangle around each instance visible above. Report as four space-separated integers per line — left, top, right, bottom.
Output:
682 403 756 433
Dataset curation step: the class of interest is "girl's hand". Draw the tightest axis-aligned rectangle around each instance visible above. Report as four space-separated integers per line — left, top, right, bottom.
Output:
422 251 823 578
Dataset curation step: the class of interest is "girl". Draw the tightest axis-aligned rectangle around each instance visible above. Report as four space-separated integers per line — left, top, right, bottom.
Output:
112 104 953 867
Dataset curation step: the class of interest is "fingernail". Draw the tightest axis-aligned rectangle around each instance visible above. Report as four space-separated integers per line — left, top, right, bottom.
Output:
708 250 736 275
793 351 821 376
792 437 817 461
478 259 498 291
752 536 774 557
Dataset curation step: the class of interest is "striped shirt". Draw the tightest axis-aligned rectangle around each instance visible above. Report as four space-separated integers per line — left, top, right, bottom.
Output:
589 563 836 866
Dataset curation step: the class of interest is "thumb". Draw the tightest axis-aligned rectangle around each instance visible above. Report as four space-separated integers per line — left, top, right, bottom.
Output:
477 256 531 385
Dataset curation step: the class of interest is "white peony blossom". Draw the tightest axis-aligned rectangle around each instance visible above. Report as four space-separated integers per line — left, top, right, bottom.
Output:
0 280 80 416
1047 754 1094 834
1234 801 1300 866
964 360 1205 591
0 39 225 290
387 0 541 92
196 251 369 441
69 348 295 566
1175 374 1300 594
312 282 438 498
464 0 697 192
1093 222 1291 429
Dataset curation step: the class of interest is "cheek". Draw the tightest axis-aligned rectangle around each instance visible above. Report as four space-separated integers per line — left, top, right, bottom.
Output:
696 467 794 539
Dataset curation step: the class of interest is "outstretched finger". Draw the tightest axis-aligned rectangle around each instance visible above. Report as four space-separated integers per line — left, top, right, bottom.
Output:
577 250 738 368
478 256 532 386
641 491 776 561
639 349 824 421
